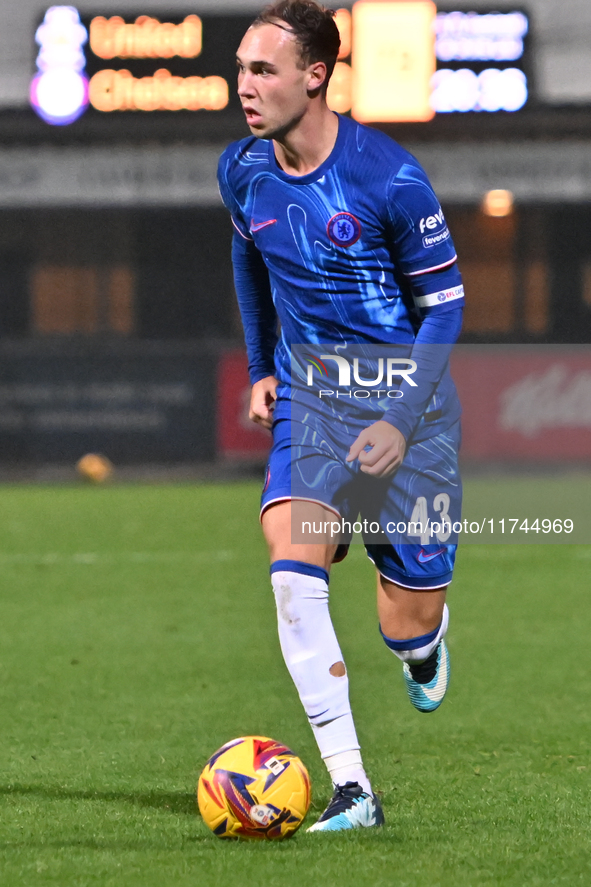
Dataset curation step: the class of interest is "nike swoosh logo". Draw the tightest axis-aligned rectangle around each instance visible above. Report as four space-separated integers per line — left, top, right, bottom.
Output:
417 547 446 564
421 643 449 703
251 218 277 232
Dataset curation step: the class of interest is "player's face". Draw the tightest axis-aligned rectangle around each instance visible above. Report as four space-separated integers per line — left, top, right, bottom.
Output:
236 23 323 139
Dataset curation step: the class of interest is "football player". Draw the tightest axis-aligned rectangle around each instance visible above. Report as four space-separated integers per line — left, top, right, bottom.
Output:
218 0 464 832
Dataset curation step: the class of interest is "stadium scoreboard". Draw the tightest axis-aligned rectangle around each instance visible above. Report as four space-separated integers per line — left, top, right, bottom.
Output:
84 13 244 115
30 4 532 126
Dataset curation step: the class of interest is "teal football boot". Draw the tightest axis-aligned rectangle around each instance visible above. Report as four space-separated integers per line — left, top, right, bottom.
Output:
403 639 450 712
307 782 385 832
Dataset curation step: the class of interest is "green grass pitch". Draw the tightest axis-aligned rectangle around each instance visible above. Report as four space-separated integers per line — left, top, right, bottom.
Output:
1 480 590 886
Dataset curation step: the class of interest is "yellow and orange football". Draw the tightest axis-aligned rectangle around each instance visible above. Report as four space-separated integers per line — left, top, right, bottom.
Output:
76 453 113 483
197 736 311 840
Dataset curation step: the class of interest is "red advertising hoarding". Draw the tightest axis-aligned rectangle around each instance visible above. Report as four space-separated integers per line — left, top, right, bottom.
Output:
453 346 591 461
218 347 591 463
217 351 271 460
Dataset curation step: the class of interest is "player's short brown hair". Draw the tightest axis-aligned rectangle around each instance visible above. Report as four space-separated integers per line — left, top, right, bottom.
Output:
253 0 341 87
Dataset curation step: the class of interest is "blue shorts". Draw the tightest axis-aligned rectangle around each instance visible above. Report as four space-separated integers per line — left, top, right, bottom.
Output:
261 403 462 590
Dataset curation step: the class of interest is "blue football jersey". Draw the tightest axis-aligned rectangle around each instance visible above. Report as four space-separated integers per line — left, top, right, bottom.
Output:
218 113 464 438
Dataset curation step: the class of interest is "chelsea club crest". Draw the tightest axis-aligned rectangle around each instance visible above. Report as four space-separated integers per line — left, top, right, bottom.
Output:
327 212 362 247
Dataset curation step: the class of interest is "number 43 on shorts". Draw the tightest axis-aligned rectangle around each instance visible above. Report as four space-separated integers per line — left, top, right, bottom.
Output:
408 494 452 544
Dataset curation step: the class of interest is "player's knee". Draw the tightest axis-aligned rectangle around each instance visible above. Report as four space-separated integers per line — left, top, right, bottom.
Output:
271 563 329 627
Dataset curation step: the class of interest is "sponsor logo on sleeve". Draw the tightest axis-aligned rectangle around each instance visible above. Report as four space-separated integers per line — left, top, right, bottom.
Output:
423 228 451 248
419 208 451 248
414 284 464 309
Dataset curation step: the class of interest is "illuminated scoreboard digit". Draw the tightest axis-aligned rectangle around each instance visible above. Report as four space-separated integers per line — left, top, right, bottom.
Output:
432 9 531 113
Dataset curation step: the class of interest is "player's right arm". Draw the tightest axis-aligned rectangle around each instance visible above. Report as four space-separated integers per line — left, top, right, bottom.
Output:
249 375 278 430
218 149 279 427
231 231 278 389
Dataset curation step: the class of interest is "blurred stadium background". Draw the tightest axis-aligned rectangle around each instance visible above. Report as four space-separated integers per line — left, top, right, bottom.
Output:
0 0 589 474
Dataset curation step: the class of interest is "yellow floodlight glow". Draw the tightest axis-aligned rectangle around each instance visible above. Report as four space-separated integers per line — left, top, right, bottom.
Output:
335 8 352 58
482 189 514 217
351 1 436 123
327 61 352 113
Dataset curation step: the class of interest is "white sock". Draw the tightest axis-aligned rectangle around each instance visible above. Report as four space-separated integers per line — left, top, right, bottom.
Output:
383 604 449 663
270 562 372 795
325 749 372 795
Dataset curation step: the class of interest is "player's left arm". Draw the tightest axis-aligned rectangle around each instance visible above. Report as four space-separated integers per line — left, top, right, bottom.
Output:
347 300 463 476
379 276 464 445
347 161 464 477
